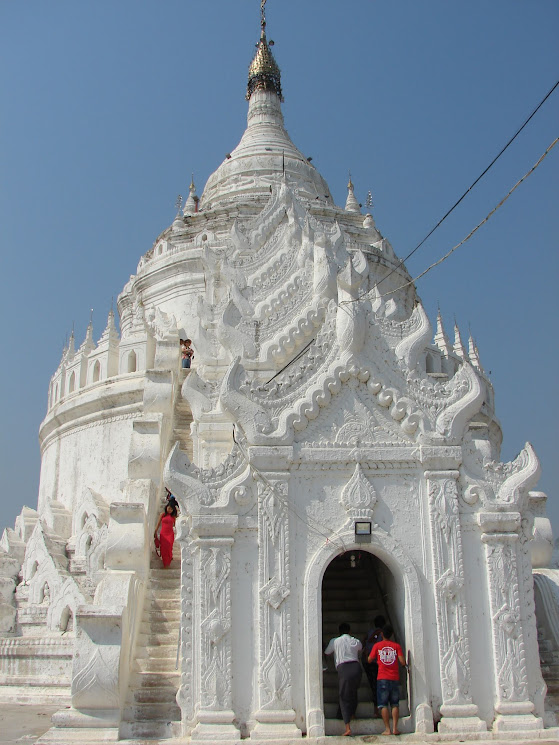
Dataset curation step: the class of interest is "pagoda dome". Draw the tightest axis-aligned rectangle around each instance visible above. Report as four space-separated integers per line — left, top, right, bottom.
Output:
199 30 334 212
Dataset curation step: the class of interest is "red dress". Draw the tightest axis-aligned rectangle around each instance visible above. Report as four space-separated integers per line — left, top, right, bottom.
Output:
159 514 175 567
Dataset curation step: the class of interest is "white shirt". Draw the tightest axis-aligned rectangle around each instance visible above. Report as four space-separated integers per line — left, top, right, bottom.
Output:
324 634 362 667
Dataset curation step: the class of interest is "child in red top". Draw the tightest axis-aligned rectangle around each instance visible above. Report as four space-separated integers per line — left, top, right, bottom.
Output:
368 625 406 735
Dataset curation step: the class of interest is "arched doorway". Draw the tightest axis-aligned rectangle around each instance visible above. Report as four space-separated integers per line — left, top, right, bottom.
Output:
304 531 433 739
321 550 409 735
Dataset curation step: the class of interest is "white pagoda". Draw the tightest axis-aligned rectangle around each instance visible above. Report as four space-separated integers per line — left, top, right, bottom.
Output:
0 7 558 744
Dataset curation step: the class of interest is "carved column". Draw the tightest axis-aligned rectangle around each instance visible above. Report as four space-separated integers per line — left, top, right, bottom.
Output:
425 470 486 733
251 447 301 740
479 512 543 733
189 515 240 743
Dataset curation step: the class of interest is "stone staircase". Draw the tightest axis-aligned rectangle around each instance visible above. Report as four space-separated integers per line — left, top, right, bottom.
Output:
322 551 409 736
538 625 559 726
173 371 193 460
120 542 181 740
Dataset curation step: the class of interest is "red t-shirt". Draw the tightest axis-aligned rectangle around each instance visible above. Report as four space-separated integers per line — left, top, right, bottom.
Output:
368 640 403 681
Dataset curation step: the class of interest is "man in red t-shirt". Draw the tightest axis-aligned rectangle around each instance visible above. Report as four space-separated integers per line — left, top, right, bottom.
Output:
368 625 406 735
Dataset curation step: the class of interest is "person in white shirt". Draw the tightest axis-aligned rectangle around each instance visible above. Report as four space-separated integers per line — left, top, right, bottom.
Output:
324 622 363 735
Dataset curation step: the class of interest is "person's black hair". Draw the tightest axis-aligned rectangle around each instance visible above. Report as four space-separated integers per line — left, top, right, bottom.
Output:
374 614 386 628
165 503 178 518
339 622 351 634
382 624 394 639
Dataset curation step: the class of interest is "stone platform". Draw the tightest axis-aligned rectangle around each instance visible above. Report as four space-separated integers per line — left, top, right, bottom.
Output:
0 702 557 745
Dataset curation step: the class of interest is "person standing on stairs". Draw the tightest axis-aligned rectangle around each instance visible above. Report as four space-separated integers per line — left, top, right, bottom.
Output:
368 625 407 736
362 614 386 718
324 622 363 736
180 338 194 369
154 502 177 567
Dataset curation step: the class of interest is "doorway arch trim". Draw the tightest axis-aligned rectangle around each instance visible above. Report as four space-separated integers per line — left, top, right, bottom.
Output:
303 527 432 737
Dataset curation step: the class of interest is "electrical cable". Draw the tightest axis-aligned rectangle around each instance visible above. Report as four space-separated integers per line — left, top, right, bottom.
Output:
375 79 559 289
233 426 348 551
374 136 558 301
340 136 558 306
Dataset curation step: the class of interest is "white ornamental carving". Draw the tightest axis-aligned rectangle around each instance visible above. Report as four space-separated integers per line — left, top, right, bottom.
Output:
260 576 290 610
340 463 377 520
261 632 291 707
484 537 529 703
199 545 233 711
427 474 476 710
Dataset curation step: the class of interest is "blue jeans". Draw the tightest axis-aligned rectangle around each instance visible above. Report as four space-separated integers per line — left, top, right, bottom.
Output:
377 679 399 708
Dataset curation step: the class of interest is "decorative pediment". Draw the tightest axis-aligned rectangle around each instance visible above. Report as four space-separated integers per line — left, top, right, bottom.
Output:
297 387 410 448
164 441 249 512
463 443 541 510
21 520 89 631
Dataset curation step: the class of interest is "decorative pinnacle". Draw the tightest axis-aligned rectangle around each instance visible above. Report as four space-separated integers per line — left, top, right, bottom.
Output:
247 0 283 101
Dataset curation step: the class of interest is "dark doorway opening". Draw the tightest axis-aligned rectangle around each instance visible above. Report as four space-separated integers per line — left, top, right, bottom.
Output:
321 550 408 730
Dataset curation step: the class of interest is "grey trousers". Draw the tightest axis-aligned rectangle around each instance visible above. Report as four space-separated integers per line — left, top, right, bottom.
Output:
337 660 362 724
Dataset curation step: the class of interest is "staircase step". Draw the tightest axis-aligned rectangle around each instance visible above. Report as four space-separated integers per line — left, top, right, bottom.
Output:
122 701 181 720
119 719 178 740
131 671 180 688
134 685 179 703
136 656 179 673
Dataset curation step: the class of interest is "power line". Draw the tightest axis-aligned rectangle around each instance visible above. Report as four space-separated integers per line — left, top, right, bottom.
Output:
376 137 558 300
233 427 348 551
376 78 559 289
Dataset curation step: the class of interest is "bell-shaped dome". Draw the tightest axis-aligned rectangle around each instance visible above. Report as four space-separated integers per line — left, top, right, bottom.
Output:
199 25 334 212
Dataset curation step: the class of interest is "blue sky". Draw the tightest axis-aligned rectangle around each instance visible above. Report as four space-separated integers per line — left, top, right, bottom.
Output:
1 1 557 538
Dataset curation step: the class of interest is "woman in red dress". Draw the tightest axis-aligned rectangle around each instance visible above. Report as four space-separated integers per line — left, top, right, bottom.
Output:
154 502 177 567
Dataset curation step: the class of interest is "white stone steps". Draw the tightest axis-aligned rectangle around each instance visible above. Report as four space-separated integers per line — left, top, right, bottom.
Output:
140 634 179 648
133 685 178 703
146 587 181 600
148 601 181 614
136 631 179 646
131 670 180 688
135 653 179 673
324 714 413 736
119 719 180 740
36 726 119 744
146 608 180 621
0 684 71 706
140 621 179 636
122 701 181 721
135 645 176 660
149 570 181 582
120 527 182 740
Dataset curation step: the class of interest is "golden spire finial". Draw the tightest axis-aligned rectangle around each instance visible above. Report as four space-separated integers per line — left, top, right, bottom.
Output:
247 0 283 101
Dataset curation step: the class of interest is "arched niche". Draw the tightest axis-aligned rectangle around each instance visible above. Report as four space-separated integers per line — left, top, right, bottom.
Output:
127 350 137 373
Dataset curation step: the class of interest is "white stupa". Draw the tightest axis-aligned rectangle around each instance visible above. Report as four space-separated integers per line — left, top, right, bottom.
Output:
0 6 557 744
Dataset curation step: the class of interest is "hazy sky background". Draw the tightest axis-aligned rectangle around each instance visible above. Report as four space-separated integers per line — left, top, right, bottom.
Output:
1 1 557 539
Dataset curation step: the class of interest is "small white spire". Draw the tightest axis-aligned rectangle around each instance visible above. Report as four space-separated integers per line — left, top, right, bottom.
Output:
433 309 451 356
345 173 361 213
66 330 76 359
468 334 484 371
183 175 199 215
78 321 95 355
453 321 467 360
98 309 119 345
